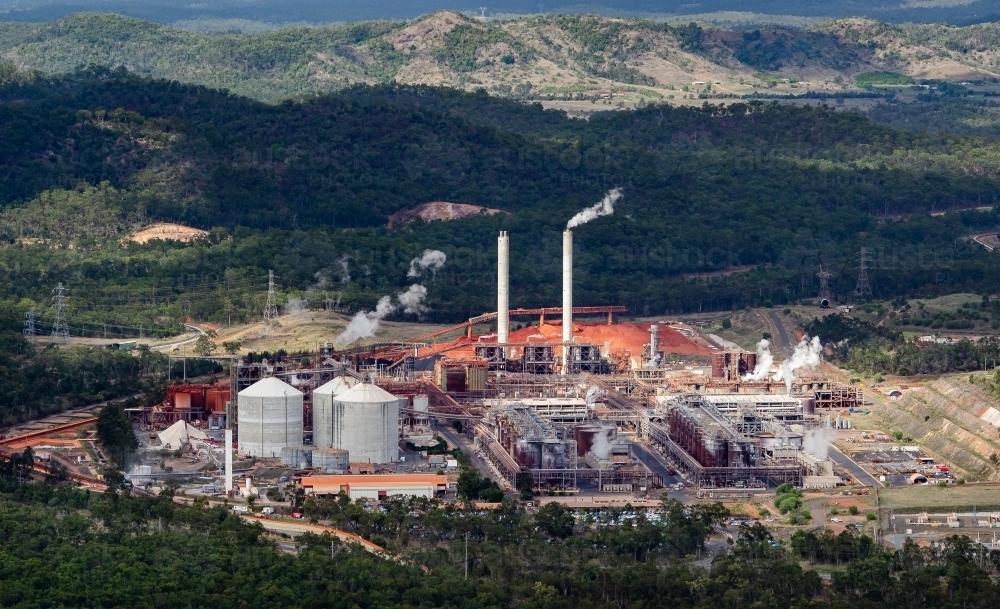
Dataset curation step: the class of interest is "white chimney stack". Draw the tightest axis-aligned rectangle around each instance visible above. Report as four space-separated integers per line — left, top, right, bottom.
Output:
224 428 233 493
498 231 509 356
562 229 573 374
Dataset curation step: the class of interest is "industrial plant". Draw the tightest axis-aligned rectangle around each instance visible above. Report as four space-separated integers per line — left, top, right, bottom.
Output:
125 226 863 498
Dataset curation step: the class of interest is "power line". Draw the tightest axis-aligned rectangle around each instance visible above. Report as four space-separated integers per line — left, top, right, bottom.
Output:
263 270 279 330
855 247 872 298
817 265 832 302
50 283 69 343
23 308 35 343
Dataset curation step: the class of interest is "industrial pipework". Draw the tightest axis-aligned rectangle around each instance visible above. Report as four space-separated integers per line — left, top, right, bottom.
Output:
562 229 573 374
498 231 509 356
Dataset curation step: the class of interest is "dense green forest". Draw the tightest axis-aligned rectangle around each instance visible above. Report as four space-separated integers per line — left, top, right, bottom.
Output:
1 68 1000 331
1 467 1000 607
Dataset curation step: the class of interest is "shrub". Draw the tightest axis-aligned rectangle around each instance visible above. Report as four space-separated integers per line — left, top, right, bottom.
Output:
848 505 859 515
866 513 877 521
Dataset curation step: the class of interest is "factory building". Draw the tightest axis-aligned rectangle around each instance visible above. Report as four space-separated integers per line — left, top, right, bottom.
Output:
237 377 303 458
300 474 449 500
328 382 401 464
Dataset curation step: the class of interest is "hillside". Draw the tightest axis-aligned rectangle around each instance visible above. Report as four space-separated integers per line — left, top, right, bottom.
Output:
1 12 1000 103
1 71 1000 331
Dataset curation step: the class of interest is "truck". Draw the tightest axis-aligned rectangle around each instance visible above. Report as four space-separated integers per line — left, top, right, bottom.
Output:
231 505 249 514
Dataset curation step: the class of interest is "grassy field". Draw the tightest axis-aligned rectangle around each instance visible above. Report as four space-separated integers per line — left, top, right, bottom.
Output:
879 483 1000 513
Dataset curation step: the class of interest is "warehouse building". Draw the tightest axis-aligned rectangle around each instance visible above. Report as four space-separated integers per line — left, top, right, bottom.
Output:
299 474 449 500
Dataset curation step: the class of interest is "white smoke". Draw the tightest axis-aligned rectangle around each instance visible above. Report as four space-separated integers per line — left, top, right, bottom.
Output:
802 427 837 460
407 249 447 278
285 297 306 314
333 284 433 344
337 256 351 284
590 427 615 460
772 336 823 393
334 296 395 345
398 284 429 316
566 188 622 229
742 339 774 381
585 385 604 405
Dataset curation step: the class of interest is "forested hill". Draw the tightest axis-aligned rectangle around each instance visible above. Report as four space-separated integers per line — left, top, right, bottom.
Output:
1 69 1000 327
0 12 999 103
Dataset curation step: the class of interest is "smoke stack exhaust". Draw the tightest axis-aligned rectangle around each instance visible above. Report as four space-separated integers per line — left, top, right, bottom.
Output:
562 229 573 374
498 231 509 355
650 324 659 355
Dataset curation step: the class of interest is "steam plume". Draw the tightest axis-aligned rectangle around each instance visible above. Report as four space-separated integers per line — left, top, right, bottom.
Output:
407 249 447 278
802 427 836 460
772 336 823 392
334 296 395 345
397 284 429 316
742 339 774 381
566 188 622 229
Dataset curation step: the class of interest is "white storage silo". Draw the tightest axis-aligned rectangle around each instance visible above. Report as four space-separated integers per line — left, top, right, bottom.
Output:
312 376 360 449
237 377 303 458
331 382 401 464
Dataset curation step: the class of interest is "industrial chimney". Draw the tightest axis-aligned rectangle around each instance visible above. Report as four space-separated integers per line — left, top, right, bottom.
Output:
650 324 659 357
562 229 573 374
498 231 509 355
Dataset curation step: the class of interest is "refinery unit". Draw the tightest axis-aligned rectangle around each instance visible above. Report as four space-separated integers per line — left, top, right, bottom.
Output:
126 228 861 496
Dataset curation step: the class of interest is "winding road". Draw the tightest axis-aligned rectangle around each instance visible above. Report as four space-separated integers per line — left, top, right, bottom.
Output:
767 311 794 356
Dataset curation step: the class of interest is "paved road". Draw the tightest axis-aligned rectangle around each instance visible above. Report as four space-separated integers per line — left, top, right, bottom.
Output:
438 426 498 482
631 442 680 487
829 445 883 487
151 324 205 352
767 311 794 355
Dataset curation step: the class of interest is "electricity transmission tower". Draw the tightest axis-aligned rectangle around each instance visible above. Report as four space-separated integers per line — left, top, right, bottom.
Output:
23 308 35 342
855 247 872 298
817 266 832 301
50 283 69 343
263 270 279 327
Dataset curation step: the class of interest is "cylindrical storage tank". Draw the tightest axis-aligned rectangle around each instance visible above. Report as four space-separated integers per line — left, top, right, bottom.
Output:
313 448 350 472
330 382 401 464
237 377 303 458
413 395 429 412
800 397 816 416
281 445 313 468
312 376 360 449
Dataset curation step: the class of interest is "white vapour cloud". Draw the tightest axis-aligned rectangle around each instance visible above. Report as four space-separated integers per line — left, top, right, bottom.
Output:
566 188 622 229
802 427 837 460
397 284 429 316
337 256 351 284
333 284 432 344
772 336 823 393
407 249 447 278
334 296 395 345
742 339 774 381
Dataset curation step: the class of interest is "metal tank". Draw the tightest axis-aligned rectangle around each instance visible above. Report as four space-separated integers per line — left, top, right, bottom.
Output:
330 382 401 464
281 445 314 469
313 448 350 472
237 377 303 458
312 376 360 449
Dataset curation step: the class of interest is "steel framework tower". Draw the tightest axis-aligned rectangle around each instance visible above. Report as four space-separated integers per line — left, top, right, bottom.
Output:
817 266 832 301
50 283 69 343
23 307 35 342
855 248 872 297
263 270 278 326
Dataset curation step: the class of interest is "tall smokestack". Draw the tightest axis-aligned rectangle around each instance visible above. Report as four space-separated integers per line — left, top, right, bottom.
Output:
498 231 509 355
650 324 659 356
224 428 233 493
562 229 573 374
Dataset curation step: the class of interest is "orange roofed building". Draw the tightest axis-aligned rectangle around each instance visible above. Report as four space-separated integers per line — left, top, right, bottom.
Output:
300 474 449 500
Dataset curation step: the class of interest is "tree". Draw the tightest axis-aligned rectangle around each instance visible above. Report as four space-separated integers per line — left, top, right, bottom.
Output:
534 501 574 538
222 340 242 355
96 403 137 469
193 334 216 356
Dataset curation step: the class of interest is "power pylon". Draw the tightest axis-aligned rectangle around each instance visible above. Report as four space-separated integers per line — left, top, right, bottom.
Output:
263 270 279 327
50 283 69 343
855 247 872 298
817 266 832 301
23 307 35 343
